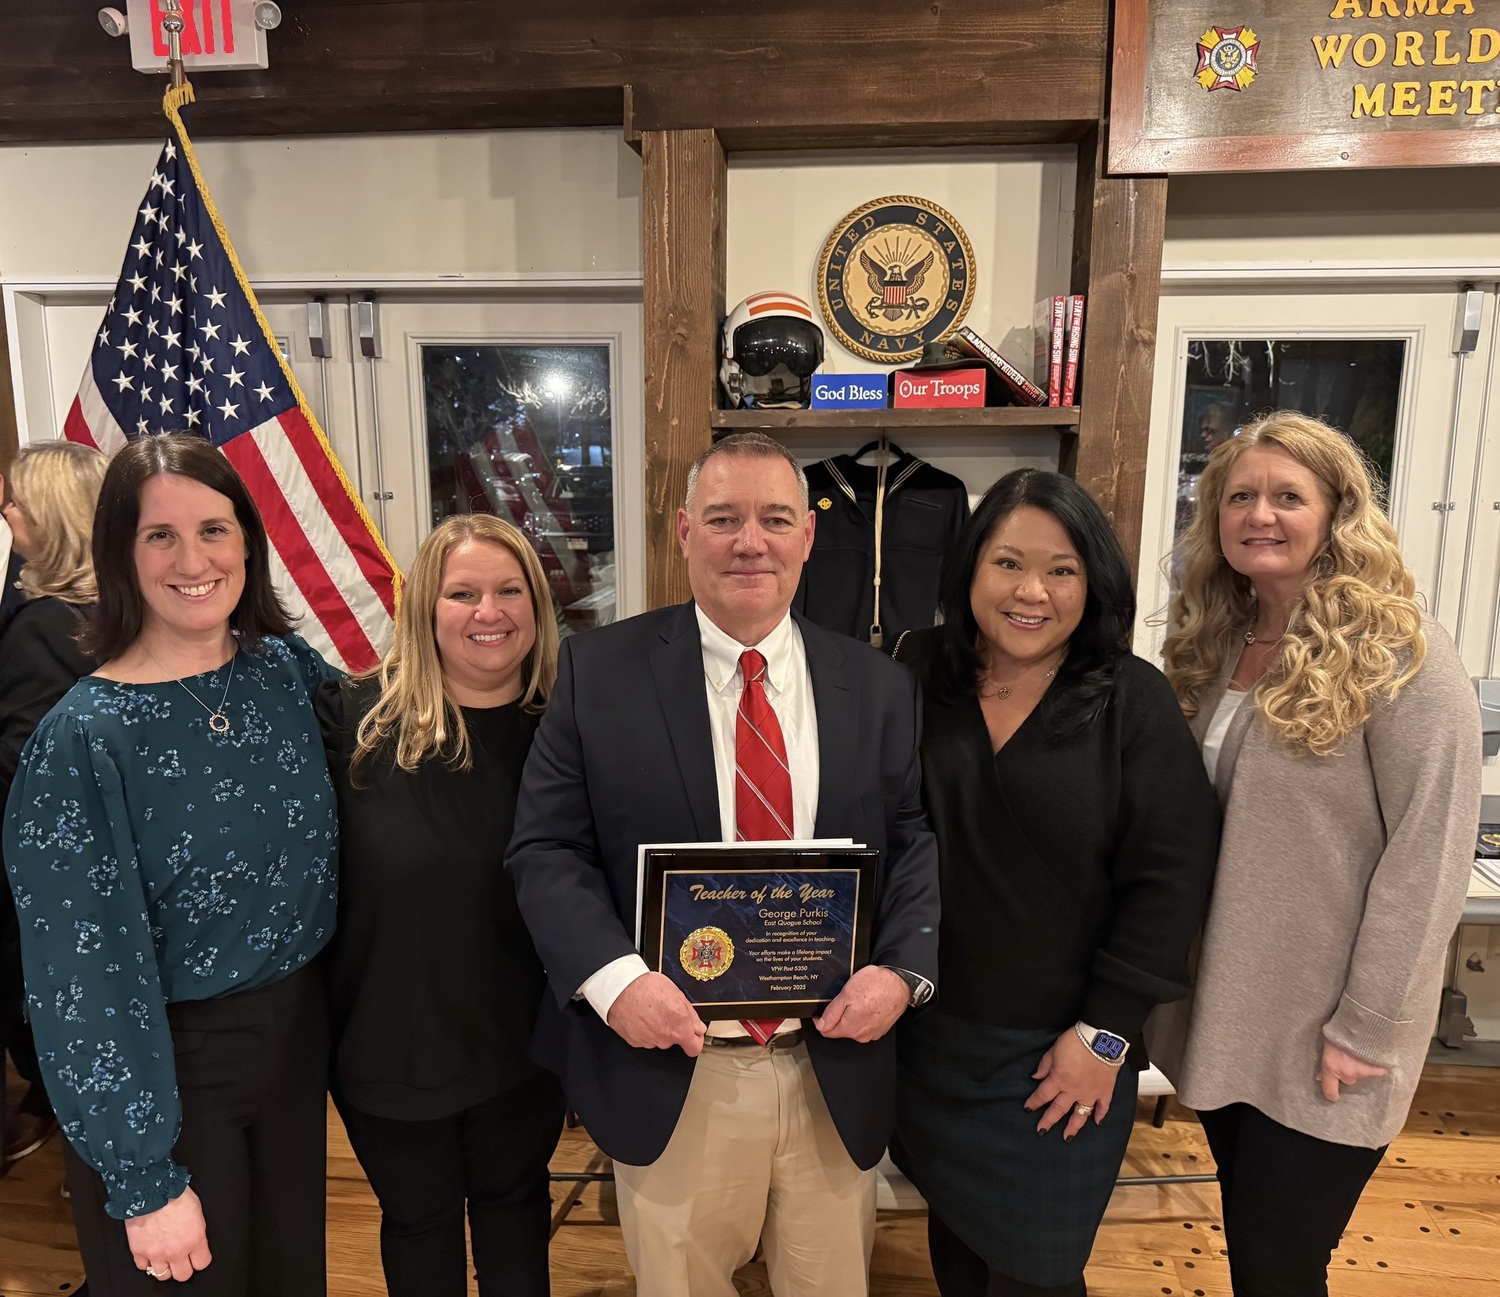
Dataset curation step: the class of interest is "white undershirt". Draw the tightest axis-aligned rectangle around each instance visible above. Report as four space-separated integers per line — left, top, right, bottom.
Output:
1203 687 1249 784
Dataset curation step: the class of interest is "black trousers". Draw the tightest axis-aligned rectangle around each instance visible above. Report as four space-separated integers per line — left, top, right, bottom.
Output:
337 1073 564 1295
336 1071 565 1297
1198 1103 1387 1297
927 1211 1087 1297
63 962 329 1296
2 880 51 1136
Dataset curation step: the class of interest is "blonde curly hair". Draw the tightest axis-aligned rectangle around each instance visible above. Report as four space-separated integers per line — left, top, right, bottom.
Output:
352 514 559 777
1162 411 1425 756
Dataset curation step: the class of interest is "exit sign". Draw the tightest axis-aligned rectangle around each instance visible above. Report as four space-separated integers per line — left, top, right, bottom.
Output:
126 0 269 73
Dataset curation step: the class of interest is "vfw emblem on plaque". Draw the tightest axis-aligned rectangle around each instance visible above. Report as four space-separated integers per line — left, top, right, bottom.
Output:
680 926 735 981
817 196 977 364
1195 26 1259 92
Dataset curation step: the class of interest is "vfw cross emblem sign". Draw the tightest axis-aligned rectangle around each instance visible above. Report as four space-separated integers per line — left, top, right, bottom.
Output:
817 196 977 364
1196 25 1260 91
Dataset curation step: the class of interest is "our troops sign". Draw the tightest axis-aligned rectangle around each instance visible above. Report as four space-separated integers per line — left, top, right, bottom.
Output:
1111 0 1500 173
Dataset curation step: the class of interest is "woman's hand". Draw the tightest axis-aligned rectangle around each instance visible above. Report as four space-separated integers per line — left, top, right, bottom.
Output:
1025 1028 1124 1140
1316 1040 1387 1103
124 1186 212 1282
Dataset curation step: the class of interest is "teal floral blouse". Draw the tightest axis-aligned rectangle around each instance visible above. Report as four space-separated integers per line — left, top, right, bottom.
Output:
2 635 340 1219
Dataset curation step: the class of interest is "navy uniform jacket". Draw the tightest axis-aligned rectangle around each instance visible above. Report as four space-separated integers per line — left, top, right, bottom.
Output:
505 602 940 1170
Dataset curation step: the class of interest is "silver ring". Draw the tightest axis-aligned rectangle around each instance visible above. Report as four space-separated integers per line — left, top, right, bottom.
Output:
1074 1104 1095 1117
146 1266 169 1278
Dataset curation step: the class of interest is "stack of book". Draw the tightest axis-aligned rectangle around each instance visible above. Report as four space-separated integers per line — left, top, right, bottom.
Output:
1032 294 1086 407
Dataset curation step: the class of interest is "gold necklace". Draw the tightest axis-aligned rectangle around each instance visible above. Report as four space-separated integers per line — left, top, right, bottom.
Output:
168 653 237 734
1243 624 1289 646
978 659 1060 701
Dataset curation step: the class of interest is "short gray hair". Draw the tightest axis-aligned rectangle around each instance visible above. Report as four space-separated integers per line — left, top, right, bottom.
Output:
683 432 809 514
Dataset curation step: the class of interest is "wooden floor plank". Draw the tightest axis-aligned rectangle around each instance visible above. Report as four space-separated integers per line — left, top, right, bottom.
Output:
4 1064 1498 1296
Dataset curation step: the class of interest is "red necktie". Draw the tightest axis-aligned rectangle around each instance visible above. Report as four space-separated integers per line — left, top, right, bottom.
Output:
735 649 792 1044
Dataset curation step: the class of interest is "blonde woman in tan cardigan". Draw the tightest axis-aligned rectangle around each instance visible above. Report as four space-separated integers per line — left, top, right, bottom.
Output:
1160 411 1481 1297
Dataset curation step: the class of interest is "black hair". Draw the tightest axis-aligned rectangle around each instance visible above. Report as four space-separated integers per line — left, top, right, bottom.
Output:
921 468 1136 735
84 433 294 661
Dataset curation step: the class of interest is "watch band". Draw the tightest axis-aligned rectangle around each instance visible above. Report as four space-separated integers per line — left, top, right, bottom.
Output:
1074 1021 1129 1067
885 966 933 1008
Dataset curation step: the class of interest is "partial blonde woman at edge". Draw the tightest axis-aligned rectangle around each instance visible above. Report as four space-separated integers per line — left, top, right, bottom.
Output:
1157 411 1481 1297
0 441 108 1172
315 513 566 1297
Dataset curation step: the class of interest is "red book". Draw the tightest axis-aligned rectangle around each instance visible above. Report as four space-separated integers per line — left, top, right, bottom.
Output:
891 367 987 408
1033 295 1065 406
1061 295 1085 406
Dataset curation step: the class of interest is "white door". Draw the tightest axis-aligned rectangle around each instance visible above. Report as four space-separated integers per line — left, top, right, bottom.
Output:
1138 285 1499 670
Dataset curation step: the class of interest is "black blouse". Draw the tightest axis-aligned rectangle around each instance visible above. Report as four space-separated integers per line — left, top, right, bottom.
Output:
316 677 549 1120
900 631 1219 1052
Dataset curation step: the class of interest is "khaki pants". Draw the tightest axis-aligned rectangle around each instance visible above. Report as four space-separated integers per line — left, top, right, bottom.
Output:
613 1041 876 1297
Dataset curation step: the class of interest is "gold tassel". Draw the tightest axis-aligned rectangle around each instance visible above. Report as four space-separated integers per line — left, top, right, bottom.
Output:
162 79 196 116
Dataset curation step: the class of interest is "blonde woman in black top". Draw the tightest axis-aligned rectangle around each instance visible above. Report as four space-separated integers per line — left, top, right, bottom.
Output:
0 442 106 1170
893 469 1219 1296
317 513 563 1297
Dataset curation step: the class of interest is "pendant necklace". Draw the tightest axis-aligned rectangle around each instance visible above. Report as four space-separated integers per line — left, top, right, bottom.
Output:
979 657 1061 701
174 654 237 734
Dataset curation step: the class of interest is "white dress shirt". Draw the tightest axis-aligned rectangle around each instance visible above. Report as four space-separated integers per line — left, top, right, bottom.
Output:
579 608 820 1026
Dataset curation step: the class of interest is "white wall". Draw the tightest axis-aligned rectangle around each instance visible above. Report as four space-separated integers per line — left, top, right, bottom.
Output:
1165 167 1500 269
0 129 643 282
727 147 1077 499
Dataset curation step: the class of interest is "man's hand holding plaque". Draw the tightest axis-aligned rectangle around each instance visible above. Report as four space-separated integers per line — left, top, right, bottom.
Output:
606 971 708 1056
812 965 910 1043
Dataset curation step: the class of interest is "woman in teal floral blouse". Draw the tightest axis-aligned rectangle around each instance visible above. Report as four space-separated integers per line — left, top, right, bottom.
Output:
3 434 341 1293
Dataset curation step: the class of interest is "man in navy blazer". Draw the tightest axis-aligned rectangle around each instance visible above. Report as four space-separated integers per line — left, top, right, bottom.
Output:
507 432 939 1296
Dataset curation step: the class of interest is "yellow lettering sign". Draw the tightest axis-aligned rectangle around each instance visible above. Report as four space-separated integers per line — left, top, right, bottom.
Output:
1432 29 1462 63
1314 33 1353 66
1405 0 1438 14
1460 77 1497 111
1370 0 1400 14
1428 79 1460 111
1353 33 1388 66
1442 0 1475 14
1393 31 1425 65
1390 79 1423 112
1330 0 1363 15
1352 81 1387 115
1470 28 1500 61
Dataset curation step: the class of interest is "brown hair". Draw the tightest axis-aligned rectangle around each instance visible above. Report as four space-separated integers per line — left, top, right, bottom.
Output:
84 434 294 660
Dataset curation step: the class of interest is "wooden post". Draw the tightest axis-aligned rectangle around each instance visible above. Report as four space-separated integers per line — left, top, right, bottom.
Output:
1068 127 1167 576
642 128 726 609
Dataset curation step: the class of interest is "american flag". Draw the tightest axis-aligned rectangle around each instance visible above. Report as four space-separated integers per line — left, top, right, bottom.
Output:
64 103 398 673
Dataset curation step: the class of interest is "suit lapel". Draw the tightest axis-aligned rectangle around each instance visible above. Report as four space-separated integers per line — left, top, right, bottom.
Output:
649 603 722 840
799 615 858 838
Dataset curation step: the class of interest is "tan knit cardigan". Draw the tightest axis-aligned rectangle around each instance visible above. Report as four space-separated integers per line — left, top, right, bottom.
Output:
1149 618 1481 1149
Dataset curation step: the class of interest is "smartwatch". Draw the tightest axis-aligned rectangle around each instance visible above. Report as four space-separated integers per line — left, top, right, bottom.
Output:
1074 1021 1129 1067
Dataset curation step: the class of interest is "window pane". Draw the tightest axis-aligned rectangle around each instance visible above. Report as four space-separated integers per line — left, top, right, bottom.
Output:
1175 338 1405 537
422 345 615 634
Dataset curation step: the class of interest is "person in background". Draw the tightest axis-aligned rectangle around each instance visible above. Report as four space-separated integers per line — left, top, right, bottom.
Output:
0 442 107 1173
316 514 564 1297
1161 411 1482 1296
891 469 1219 1297
4 433 340 1293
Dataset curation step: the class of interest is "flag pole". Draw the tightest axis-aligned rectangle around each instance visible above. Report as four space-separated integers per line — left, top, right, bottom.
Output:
161 0 196 112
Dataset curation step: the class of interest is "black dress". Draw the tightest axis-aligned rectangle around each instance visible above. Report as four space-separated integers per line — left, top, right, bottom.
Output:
891 630 1219 1288
316 677 564 1297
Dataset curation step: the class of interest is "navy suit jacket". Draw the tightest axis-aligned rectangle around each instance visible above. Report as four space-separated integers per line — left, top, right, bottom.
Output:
505 602 939 1170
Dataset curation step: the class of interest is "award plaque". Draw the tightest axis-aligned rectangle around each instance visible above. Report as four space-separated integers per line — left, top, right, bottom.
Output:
637 845 878 1020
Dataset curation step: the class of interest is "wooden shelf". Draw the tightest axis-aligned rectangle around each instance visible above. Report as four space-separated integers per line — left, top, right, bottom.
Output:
711 406 1080 434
